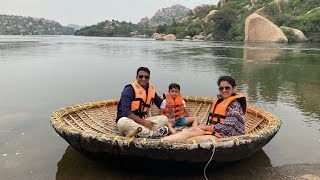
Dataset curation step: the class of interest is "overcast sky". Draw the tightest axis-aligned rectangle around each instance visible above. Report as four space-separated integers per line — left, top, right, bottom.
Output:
0 0 219 26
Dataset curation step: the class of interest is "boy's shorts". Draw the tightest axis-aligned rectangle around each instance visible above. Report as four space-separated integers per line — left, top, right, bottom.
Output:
173 117 187 127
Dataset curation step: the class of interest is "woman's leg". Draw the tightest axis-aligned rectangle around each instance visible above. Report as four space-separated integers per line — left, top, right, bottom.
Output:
161 127 205 141
187 135 217 141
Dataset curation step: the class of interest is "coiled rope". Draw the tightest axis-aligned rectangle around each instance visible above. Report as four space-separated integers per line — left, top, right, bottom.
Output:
204 144 216 180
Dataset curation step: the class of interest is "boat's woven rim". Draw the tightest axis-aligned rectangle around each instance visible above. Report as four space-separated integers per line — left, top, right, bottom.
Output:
50 96 282 147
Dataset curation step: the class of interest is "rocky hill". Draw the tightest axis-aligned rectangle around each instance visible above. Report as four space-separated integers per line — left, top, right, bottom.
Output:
138 5 191 27
0 14 75 35
67 24 84 31
74 19 153 37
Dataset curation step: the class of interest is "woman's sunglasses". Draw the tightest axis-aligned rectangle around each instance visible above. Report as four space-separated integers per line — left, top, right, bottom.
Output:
138 75 150 79
218 86 231 91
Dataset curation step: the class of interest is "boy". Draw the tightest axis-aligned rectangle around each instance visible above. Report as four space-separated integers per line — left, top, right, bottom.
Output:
160 83 199 134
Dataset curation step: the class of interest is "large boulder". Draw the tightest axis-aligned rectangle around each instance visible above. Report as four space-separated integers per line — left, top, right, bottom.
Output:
152 33 165 40
280 26 307 42
158 34 176 41
244 14 288 43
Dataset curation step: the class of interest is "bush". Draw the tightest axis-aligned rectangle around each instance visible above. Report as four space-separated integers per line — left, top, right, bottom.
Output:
206 7 237 40
282 28 299 42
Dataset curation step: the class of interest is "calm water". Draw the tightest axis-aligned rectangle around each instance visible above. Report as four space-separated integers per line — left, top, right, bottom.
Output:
0 35 319 179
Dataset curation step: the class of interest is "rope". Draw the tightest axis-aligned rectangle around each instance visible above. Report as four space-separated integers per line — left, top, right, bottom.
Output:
204 144 216 180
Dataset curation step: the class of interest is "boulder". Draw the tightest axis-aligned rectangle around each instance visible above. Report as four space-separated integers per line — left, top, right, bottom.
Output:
220 0 229 7
306 7 320 15
251 0 258 7
205 33 213 40
274 0 289 5
280 26 307 42
130 31 139 36
152 33 165 40
204 10 218 22
158 34 176 41
254 7 266 17
193 35 205 40
244 4 251 10
184 36 192 40
244 13 288 43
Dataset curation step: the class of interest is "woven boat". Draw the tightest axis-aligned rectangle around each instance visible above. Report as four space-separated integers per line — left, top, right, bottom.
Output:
50 96 281 163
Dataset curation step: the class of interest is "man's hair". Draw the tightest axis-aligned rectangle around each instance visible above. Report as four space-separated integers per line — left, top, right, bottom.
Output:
217 76 236 87
136 67 150 76
169 83 180 91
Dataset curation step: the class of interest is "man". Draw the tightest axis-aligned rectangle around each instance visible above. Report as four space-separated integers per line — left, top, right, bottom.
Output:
116 67 168 138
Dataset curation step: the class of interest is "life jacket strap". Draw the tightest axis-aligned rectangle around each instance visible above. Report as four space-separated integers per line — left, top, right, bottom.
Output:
206 113 226 125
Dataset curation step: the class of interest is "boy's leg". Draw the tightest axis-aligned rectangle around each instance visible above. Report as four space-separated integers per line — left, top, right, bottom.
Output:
183 117 198 127
167 121 177 134
192 117 200 127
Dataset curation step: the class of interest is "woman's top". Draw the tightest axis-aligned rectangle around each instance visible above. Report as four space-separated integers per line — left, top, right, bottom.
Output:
212 100 245 138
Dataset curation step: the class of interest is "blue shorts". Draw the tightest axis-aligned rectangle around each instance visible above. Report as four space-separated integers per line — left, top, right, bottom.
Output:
173 117 187 127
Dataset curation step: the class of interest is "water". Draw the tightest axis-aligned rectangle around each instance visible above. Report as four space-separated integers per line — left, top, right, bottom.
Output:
0 35 319 179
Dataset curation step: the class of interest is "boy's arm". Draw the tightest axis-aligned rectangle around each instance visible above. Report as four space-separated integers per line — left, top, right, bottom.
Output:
183 100 191 117
184 108 191 117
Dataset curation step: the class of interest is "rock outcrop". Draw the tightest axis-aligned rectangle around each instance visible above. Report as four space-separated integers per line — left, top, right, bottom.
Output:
204 10 218 22
158 34 176 41
280 26 307 42
244 14 288 43
138 5 191 27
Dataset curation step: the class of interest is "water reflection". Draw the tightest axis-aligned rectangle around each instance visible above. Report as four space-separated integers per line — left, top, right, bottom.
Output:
243 42 285 61
150 41 320 121
56 146 272 180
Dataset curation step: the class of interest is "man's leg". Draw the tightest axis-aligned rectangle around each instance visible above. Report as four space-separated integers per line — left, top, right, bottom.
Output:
145 115 168 129
117 115 168 138
117 117 152 137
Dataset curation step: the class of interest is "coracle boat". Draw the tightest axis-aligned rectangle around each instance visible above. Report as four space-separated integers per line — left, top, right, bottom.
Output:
50 96 281 163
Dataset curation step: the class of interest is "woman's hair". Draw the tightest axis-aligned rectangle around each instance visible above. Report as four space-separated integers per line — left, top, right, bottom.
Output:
136 67 150 76
169 83 180 91
217 76 236 87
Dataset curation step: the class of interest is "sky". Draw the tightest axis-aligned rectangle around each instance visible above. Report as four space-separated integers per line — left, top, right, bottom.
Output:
0 0 219 26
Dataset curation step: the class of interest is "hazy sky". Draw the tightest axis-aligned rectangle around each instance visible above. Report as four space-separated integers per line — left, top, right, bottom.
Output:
0 0 219 26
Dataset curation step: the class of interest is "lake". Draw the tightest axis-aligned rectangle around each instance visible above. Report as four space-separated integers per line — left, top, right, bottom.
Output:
0 35 319 179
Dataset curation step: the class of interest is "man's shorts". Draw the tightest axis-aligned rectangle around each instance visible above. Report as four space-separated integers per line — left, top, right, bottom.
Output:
173 117 187 127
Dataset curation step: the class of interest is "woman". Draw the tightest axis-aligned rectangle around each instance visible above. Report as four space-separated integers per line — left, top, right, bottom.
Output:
162 76 246 141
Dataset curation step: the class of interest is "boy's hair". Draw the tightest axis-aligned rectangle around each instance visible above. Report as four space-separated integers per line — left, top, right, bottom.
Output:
217 76 236 87
169 83 180 91
136 67 150 76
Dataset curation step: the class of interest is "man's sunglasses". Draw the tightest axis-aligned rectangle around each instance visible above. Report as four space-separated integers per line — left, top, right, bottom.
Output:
138 75 150 79
218 86 231 91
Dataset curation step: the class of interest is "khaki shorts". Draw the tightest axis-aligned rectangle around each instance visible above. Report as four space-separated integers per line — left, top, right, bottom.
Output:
117 115 168 138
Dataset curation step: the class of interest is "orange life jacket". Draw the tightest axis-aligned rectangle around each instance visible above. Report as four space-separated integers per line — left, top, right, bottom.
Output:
208 93 247 125
130 82 155 118
204 93 247 138
162 93 185 121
